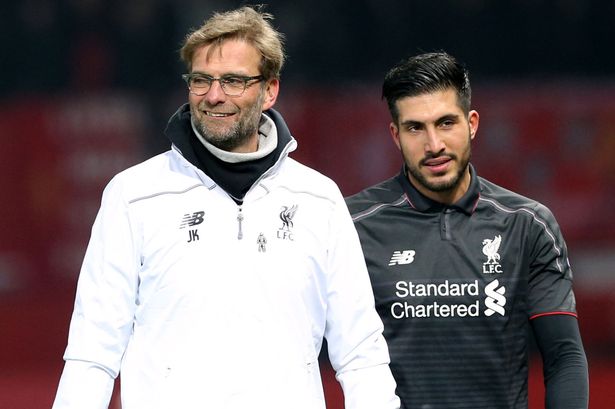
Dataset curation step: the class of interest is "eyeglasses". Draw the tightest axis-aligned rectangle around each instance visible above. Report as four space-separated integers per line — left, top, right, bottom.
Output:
182 73 264 97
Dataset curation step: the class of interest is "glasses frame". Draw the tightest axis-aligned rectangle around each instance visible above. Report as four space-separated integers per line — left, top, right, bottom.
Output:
181 73 265 97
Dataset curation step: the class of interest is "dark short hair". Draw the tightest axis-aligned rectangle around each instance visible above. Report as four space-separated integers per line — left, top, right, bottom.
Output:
382 52 471 123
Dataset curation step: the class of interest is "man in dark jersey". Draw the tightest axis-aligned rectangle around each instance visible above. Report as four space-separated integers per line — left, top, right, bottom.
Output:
346 52 588 409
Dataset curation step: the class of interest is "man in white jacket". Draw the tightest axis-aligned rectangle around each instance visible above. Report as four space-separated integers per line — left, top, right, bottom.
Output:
52 5 399 409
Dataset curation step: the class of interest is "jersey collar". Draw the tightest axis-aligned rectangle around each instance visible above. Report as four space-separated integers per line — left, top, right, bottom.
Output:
396 164 480 215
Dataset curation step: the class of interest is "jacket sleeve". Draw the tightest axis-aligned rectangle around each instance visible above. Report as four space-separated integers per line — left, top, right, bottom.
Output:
51 361 115 409
530 315 589 409
323 195 400 409
52 175 141 409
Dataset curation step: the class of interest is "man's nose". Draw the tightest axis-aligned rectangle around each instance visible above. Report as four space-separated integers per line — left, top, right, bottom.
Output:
203 79 226 104
425 127 445 153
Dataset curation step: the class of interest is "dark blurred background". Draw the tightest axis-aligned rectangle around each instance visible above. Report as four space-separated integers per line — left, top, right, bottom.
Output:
1 1 614 408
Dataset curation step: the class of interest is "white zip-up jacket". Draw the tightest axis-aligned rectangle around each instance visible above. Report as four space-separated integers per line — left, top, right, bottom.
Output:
52 107 399 409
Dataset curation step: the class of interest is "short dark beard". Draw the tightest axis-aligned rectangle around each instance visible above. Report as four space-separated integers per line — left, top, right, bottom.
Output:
406 134 472 194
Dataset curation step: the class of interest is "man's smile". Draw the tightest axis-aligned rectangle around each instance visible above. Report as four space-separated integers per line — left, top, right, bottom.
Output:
204 110 234 118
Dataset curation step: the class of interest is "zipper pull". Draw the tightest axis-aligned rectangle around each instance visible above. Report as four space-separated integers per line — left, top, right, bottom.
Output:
237 207 244 240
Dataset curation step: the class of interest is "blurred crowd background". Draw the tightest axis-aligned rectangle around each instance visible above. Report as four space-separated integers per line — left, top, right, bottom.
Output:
1 1 614 407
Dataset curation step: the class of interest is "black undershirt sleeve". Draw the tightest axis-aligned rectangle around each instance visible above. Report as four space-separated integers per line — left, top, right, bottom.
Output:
531 314 589 409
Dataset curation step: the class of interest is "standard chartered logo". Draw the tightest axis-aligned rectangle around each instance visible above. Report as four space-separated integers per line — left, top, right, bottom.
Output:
390 279 507 319
484 279 506 316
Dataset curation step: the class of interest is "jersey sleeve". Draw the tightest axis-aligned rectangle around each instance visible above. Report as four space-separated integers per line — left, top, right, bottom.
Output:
323 193 400 409
526 202 577 318
52 175 141 408
531 315 589 409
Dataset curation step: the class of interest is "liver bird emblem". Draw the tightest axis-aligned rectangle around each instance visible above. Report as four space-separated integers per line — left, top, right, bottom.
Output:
280 205 298 230
482 235 502 264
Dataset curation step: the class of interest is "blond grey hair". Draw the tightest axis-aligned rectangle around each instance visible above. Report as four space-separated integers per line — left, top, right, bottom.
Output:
180 5 285 80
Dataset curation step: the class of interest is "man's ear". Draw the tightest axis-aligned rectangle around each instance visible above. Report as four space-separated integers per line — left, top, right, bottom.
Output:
389 122 402 151
468 110 479 140
262 78 279 110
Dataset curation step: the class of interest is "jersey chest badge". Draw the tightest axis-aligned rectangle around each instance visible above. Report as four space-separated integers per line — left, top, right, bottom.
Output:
482 234 503 274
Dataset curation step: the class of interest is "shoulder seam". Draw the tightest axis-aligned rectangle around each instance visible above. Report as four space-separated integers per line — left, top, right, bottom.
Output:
128 183 207 204
351 194 407 222
276 185 336 205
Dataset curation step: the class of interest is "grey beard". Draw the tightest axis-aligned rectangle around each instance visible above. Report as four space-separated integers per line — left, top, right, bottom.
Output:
194 116 258 152
193 88 265 152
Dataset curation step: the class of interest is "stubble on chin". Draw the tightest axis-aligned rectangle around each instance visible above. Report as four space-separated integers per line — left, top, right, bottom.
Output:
407 150 471 194
408 164 462 193
194 117 244 151
190 92 264 152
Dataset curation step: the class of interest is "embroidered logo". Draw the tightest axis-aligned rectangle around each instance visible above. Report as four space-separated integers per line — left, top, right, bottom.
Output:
180 211 205 229
180 211 204 243
277 205 298 241
484 279 506 316
482 235 503 274
389 250 416 266
257 233 267 252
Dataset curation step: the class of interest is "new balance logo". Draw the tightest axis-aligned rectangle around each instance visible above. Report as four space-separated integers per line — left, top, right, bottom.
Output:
389 250 416 266
180 211 205 229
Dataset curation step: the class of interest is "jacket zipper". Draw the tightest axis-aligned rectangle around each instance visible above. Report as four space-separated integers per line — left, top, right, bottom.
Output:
237 206 244 240
232 140 292 241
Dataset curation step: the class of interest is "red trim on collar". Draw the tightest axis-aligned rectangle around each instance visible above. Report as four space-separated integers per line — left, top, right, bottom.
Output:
471 192 480 213
404 192 416 209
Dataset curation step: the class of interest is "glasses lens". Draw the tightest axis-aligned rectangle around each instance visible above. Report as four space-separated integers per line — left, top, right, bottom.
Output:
183 74 259 96
190 76 211 95
220 77 247 96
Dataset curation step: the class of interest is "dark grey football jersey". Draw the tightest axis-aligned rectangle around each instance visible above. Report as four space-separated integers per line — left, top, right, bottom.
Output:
346 165 577 409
